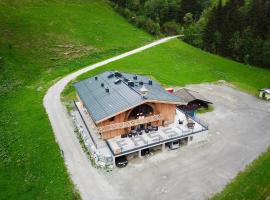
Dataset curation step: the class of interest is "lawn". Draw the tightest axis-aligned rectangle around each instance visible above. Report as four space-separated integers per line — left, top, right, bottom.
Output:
212 147 270 200
0 0 152 199
69 39 270 95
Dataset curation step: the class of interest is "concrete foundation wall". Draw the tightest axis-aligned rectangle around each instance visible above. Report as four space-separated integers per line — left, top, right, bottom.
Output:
188 130 208 145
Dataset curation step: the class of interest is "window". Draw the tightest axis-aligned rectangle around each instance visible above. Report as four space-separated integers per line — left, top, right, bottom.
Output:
109 117 115 121
190 136 193 141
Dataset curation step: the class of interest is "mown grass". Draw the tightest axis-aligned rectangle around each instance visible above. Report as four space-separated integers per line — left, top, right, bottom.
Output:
69 39 270 95
197 105 214 114
0 0 152 199
212 147 270 200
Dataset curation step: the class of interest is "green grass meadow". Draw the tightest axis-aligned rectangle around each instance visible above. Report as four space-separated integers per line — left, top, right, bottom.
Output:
71 39 270 95
0 0 270 199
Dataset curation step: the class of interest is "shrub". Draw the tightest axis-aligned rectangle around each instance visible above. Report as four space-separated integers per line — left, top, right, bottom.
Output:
161 21 180 35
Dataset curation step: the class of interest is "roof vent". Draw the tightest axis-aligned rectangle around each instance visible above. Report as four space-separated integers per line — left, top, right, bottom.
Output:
95 76 98 80
107 73 114 78
101 83 104 87
128 81 134 87
114 71 122 77
140 85 148 96
114 79 121 84
105 88 110 93
149 80 152 85
139 81 143 85
133 75 137 80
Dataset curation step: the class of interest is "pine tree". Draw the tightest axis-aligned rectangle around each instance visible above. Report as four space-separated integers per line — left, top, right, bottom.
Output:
179 0 202 23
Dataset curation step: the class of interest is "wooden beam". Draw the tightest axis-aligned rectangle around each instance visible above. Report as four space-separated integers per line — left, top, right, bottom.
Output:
97 114 163 133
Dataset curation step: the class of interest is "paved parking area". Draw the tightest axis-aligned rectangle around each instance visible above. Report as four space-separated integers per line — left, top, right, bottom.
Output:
100 84 270 200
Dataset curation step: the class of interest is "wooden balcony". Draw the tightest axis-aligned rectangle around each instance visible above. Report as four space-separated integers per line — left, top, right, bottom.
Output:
97 114 164 133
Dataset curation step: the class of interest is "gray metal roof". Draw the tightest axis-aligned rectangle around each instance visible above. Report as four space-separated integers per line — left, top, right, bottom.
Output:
174 88 212 104
74 71 184 123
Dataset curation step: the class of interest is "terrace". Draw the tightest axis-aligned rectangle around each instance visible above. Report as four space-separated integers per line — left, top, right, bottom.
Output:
107 109 208 157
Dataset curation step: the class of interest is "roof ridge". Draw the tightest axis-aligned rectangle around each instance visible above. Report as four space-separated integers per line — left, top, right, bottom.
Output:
183 88 197 100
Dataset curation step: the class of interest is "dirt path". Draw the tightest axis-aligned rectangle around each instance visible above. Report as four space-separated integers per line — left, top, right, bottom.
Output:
43 36 180 200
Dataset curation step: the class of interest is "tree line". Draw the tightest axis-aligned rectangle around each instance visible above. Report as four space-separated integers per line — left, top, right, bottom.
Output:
203 0 270 68
109 0 270 68
109 0 211 35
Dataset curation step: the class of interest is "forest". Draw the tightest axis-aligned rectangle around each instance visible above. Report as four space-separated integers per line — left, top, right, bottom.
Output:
109 0 270 68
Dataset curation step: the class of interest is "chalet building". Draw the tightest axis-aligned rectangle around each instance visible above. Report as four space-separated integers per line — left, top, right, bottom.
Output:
73 71 208 167
74 71 186 139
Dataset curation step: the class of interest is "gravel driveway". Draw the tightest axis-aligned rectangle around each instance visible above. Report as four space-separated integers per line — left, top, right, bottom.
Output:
101 83 270 200
43 36 180 200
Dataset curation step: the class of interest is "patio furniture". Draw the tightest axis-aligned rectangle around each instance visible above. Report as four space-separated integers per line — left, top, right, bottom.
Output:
128 133 132 137
187 119 195 129
152 126 158 131
178 119 183 124
145 128 149 133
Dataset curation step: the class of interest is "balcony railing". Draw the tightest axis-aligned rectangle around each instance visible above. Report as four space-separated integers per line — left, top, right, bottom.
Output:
97 114 163 133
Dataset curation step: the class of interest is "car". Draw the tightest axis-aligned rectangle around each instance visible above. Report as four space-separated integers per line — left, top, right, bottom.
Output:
115 156 128 168
169 140 180 150
141 148 150 156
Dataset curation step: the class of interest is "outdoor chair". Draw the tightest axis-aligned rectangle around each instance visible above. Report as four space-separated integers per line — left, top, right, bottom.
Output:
178 119 183 124
152 126 158 131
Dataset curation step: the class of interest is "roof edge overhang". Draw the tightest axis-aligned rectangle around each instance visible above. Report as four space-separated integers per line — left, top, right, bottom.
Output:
95 99 187 124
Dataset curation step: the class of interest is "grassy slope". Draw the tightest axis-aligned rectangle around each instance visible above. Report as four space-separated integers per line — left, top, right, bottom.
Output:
212 147 270 200
72 39 270 95
0 0 152 199
64 38 270 200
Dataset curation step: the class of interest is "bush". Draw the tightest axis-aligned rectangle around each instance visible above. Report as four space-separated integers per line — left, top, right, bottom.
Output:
161 21 180 35
143 18 161 35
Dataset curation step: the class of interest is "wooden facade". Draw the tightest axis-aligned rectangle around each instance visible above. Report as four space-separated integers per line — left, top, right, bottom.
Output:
96 102 176 139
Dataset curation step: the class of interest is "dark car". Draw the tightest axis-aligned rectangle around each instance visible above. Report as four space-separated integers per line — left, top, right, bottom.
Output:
141 148 150 156
115 156 128 168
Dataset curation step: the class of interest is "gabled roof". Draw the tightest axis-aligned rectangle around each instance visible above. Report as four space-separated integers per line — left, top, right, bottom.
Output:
259 88 270 94
74 71 185 123
173 88 212 104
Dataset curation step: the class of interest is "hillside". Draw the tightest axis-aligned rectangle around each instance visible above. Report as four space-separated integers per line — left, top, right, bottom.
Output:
1 0 270 199
0 0 152 199
73 38 270 95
